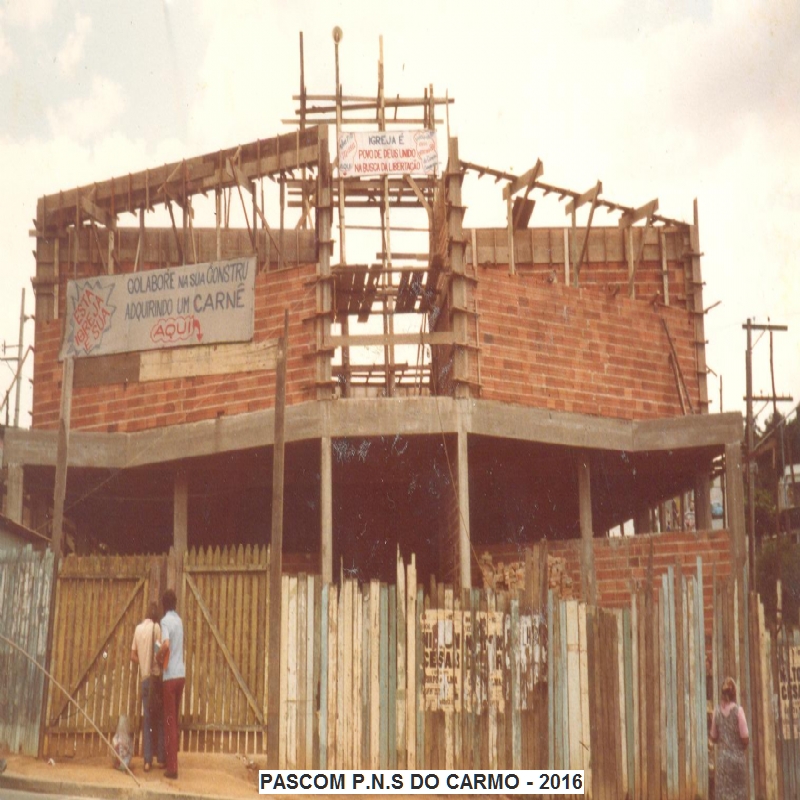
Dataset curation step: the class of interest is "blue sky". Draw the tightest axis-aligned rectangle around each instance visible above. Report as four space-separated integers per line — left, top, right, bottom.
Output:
1 0 798 426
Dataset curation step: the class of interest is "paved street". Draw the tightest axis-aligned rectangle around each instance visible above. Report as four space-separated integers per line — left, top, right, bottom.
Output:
2 790 101 800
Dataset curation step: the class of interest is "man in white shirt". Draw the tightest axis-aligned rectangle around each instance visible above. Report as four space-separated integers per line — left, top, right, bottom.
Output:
158 589 185 779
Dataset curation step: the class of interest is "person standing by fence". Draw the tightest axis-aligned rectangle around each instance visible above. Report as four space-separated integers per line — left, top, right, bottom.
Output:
158 589 185 780
130 603 165 771
710 676 749 800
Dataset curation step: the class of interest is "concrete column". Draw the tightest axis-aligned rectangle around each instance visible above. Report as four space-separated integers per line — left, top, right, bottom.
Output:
173 468 188 554
321 436 333 584
457 428 471 590
694 472 712 532
634 505 652 535
5 463 23 523
577 453 597 605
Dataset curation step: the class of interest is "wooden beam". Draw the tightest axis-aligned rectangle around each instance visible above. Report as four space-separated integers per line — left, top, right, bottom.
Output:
403 175 431 216
618 199 659 229
51 357 74 556
502 159 544 201
327 332 459 349
577 454 597 605
571 182 602 284
565 181 602 216
630 214 655 296
36 127 323 232
140 340 278 382
267 310 289 769
80 196 116 230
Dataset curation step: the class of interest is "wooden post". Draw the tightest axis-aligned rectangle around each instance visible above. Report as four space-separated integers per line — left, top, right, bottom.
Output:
267 310 289 768
173 468 188 553
51 357 74 556
457 426 471 590
5 463 23 523
447 137 469 399
321 436 333 584
577 453 597 605
725 442 747 579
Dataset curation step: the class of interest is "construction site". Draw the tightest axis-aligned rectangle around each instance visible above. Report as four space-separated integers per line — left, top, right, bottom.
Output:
0 32 797 800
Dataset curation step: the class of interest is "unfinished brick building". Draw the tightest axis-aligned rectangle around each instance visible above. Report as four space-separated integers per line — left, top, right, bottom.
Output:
1 45 746 608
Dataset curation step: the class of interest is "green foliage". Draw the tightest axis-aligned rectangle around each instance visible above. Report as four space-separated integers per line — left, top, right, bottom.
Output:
756 536 800 625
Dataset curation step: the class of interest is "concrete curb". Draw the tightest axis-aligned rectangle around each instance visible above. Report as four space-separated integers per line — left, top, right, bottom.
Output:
0 771 255 800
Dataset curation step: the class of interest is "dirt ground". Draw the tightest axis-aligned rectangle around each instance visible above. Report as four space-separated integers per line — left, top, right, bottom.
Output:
3 751 261 797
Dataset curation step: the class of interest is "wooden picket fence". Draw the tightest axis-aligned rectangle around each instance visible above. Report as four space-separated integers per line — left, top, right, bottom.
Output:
775 626 800 800
548 561 709 800
0 546 54 755
31 544 799 799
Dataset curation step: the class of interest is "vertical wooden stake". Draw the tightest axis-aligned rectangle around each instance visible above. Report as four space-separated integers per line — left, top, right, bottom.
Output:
173 468 188 554
577 453 597 606
321 436 333 584
267 310 289 768
51 356 74 556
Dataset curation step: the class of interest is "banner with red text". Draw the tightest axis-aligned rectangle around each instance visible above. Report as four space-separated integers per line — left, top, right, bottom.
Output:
338 130 438 177
59 256 256 358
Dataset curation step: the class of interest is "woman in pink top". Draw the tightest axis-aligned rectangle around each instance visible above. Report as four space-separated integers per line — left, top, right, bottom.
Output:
710 676 749 800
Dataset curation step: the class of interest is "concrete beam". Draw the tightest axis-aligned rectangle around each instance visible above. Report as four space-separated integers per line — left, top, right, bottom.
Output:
633 412 742 451
5 400 744 470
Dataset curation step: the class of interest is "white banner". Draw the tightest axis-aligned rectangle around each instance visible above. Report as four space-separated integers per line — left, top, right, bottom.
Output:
338 130 438 178
60 256 256 358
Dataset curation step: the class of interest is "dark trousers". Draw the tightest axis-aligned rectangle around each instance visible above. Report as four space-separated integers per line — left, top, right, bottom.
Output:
162 677 185 774
141 678 165 766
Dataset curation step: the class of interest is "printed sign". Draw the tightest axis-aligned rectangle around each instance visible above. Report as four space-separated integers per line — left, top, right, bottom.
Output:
338 130 438 178
420 609 546 714
60 257 256 358
779 644 800 739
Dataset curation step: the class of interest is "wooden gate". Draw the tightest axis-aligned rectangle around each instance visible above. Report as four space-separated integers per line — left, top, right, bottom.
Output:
180 545 269 755
44 555 153 757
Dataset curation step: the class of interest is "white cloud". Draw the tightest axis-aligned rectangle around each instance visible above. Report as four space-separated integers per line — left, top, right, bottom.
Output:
46 76 125 141
56 12 92 77
2 0 55 28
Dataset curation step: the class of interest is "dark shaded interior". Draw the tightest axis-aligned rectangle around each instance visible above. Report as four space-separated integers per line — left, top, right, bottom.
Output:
331 434 453 584
468 435 722 546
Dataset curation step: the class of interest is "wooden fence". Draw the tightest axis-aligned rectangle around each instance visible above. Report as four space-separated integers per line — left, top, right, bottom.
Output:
0 546 54 755
33 544 798 798
549 562 709 800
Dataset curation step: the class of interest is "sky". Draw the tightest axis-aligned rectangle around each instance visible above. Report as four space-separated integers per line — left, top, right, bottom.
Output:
0 0 798 429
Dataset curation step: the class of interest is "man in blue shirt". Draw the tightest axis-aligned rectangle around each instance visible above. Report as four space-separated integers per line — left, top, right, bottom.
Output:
158 589 185 779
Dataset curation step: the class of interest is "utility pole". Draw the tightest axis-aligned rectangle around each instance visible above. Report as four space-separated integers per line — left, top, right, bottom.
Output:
1 288 29 427
743 318 791 589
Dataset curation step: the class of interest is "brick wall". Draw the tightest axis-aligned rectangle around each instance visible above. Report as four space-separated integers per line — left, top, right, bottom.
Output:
32 257 318 432
474 269 700 420
476 528 732 638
